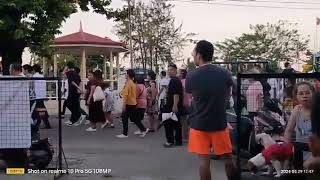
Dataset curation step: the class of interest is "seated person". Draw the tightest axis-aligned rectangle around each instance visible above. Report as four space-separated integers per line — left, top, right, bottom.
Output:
305 92 320 172
248 133 293 177
284 82 314 169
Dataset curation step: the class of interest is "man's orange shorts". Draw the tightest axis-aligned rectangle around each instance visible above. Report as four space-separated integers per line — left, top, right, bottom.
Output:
188 128 232 155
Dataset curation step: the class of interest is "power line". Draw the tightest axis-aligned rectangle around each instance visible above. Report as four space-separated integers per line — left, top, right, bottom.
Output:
169 0 320 10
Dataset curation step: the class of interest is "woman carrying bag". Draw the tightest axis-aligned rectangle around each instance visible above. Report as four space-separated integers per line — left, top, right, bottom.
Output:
86 70 105 132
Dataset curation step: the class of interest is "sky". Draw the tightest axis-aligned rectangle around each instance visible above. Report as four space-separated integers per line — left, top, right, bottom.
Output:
22 0 320 68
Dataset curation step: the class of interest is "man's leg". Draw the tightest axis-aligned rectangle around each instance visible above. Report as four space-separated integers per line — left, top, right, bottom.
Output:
69 98 81 124
163 120 175 144
62 100 67 115
221 154 238 180
174 119 183 145
212 128 238 180
188 128 212 180
198 154 211 180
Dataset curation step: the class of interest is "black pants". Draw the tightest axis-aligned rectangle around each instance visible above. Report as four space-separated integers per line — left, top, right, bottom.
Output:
136 108 146 122
163 118 182 144
122 105 146 136
66 97 81 124
32 100 51 128
62 100 88 117
293 142 310 170
62 100 67 115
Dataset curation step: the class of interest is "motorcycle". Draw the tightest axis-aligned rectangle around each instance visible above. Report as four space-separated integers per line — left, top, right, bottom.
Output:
0 110 54 170
228 97 285 159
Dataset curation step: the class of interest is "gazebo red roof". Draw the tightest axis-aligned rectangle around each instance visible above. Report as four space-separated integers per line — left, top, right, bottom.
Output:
53 28 125 47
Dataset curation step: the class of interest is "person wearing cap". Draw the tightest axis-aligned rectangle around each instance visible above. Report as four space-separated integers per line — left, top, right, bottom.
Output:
186 40 237 180
162 63 183 148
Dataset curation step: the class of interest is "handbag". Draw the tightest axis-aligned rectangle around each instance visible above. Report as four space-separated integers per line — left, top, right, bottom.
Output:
93 86 105 102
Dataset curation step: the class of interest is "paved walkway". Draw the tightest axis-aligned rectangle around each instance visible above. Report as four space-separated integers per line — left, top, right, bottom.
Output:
1 116 228 180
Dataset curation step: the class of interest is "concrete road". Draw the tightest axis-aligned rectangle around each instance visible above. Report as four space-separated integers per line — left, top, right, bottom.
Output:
1 116 229 180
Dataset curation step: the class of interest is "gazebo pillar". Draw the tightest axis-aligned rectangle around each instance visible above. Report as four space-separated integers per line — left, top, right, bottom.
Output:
116 53 120 82
53 54 57 77
103 55 107 79
81 48 86 79
109 51 114 89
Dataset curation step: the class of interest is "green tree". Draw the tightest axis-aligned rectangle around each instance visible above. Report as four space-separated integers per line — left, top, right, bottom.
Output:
114 0 195 72
215 21 310 71
0 0 120 74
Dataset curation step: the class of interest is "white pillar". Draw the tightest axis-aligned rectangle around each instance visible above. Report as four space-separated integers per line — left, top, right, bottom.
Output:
109 51 114 89
116 53 120 80
53 54 57 77
104 55 107 79
81 48 86 80
42 57 47 76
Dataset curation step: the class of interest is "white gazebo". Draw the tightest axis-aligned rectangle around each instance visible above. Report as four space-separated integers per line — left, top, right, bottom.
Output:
50 23 127 88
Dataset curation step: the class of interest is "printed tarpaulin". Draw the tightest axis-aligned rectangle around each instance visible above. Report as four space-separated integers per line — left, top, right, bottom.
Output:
0 79 31 148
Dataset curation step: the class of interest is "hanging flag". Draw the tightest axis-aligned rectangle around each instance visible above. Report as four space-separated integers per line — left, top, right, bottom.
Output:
317 17 320 26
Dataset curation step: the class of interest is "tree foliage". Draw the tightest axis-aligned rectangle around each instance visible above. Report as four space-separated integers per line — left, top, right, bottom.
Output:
215 21 311 67
0 0 119 74
114 0 195 72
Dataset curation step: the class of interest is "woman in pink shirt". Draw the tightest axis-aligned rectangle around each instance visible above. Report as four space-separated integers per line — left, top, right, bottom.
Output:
180 69 192 142
134 77 149 137
246 79 264 120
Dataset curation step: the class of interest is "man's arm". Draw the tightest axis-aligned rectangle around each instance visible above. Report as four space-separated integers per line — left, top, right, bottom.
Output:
172 79 182 113
172 94 179 113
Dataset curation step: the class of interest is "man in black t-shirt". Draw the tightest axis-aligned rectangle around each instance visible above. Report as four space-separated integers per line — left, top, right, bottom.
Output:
64 66 82 126
162 63 183 148
186 40 237 180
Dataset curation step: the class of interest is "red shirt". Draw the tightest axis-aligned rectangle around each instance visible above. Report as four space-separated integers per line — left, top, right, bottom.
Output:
262 142 293 164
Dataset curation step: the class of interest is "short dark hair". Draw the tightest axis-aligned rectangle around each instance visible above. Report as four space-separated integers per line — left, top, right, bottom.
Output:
11 64 22 72
74 67 80 74
312 92 320 138
126 69 135 79
148 71 156 80
195 40 214 62
66 61 75 69
33 64 42 73
160 71 166 77
93 70 103 80
168 63 177 69
136 76 145 84
284 62 291 68
22 64 33 72
180 69 187 79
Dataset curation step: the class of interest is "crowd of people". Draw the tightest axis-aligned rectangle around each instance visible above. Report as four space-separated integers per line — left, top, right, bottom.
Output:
1 40 320 180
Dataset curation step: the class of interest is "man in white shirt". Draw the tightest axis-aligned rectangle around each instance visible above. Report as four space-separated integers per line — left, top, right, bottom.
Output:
32 64 51 129
158 71 170 109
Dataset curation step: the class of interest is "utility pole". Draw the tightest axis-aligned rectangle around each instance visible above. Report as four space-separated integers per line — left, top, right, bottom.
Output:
128 0 134 68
